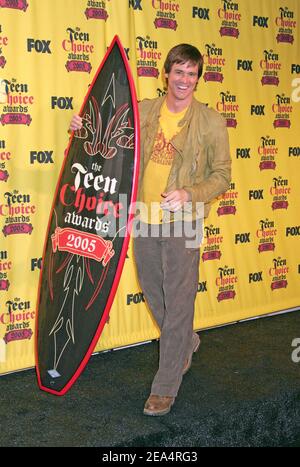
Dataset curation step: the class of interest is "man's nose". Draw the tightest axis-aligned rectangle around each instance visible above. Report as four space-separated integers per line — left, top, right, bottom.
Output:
180 73 189 83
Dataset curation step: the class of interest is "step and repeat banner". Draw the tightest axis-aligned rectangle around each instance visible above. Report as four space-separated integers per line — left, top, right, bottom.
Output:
0 0 299 374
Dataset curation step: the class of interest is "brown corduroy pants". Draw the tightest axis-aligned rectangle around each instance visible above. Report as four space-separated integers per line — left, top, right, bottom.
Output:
133 221 202 397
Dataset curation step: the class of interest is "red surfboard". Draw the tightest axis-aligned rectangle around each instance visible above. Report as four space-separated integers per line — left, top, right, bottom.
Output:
35 35 140 395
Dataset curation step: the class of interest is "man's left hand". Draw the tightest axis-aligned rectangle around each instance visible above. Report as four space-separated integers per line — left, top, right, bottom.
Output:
160 189 191 212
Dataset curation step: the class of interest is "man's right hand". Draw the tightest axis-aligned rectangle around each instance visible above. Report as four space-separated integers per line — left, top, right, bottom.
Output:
69 115 83 132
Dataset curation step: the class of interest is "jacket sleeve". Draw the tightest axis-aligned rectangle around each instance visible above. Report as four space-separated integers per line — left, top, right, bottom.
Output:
184 114 231 204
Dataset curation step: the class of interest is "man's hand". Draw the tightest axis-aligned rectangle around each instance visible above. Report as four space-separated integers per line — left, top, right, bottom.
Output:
69 115 83 132
160 189 191 212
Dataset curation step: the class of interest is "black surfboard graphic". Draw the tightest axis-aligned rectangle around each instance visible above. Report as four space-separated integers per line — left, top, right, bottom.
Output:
35 36 140 395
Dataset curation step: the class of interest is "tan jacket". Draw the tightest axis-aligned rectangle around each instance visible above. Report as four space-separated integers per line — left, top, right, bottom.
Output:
138 96 231 219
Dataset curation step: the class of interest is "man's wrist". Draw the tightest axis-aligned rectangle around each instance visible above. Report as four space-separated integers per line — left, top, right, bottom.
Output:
183 189 192 202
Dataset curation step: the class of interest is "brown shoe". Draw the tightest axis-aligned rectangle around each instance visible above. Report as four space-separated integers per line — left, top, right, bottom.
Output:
182 332 200 375
143 394 175 416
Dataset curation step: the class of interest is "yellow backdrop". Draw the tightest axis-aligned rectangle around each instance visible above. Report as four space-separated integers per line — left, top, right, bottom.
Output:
0 0 299 374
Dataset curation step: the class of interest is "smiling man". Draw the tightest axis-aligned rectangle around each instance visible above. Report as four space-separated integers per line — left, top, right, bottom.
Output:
135 43 231 416
69 43 231 417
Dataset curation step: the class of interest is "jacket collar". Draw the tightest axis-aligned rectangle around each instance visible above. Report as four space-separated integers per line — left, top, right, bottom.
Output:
146 96 199 156
147 95 198 121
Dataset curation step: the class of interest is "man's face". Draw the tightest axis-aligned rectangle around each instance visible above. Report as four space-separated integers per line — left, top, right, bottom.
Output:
165 61 199 105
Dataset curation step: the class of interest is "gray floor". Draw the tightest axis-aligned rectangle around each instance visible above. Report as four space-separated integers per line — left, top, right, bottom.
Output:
1 310 300 447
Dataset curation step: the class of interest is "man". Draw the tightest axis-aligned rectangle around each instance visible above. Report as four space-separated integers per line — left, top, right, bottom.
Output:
69 44 231 417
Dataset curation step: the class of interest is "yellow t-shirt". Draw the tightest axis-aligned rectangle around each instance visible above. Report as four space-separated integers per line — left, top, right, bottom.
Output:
140 101 188 224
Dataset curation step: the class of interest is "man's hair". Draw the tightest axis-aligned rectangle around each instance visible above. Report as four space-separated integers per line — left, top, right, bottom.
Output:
164 44 204 79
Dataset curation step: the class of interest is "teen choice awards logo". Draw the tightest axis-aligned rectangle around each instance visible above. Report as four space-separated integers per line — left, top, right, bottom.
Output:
0 190 35 237
256 218 277 253
269 257 289 291
218 0 241 38
136 35 161 78
276 6 296 44
270 176 290 211
272 93 292 128
151 0 179 31
0 250 11 292
156 87 166 97
62 27 94 73
0 77 33 126
1 298 34 345
0 139 10 183
0 25 8 68
202 224 223 262
216 265 237 302
258 135 278 171
260 50 281 86
217 181 238 216
216 91 239 128
84 0 109 21
0 0 28 11
203 43 226 83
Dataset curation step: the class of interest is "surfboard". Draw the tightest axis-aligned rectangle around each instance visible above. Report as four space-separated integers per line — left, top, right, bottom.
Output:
35 35 140 395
